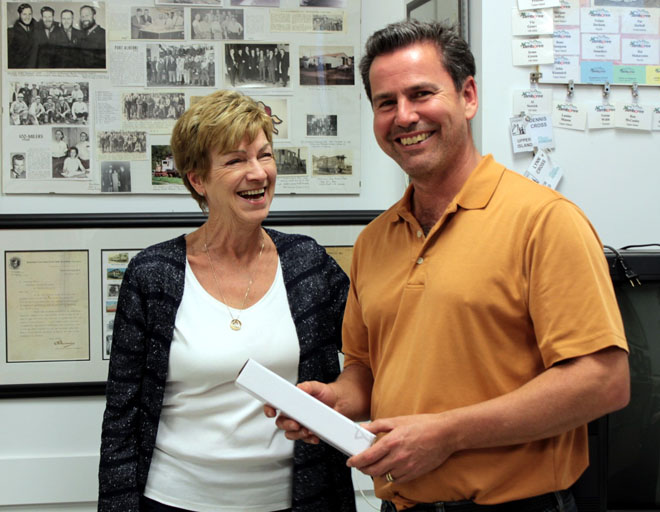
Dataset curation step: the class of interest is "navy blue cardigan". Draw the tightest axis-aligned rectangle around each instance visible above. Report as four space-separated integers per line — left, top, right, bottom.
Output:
98 229 356 512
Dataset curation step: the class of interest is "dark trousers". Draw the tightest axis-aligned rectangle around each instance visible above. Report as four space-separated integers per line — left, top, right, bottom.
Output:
381 489 577 512
141 495 291 512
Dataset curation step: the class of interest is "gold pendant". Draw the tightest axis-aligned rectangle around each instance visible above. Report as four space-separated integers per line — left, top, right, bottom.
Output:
230 319 242 331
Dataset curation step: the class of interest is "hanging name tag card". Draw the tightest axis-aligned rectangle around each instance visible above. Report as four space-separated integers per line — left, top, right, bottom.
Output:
615 103 653 131
653 107 660 131
588 103 616 130
621 8 659 35
552 100 587 130
512 8 555 36
527 114 555 149
554 0 580 26
581 8 619 34
510 115 535 153
524 149 563 190
518 0 561 10
512 37 555 66
513 88 553 115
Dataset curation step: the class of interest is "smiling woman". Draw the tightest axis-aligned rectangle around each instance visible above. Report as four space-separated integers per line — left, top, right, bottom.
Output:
98 88 356 512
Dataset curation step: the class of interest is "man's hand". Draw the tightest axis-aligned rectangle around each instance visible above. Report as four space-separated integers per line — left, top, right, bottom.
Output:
264 380 338 444
347 413 458 484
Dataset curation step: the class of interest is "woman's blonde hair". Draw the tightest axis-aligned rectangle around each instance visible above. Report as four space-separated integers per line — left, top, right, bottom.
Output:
171 89 273 211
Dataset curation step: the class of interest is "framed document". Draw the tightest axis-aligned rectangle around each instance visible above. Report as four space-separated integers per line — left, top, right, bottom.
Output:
6 250 90 362
0 211 377 397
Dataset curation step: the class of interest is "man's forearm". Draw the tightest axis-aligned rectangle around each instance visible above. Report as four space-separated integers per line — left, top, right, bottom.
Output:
330 363 374 422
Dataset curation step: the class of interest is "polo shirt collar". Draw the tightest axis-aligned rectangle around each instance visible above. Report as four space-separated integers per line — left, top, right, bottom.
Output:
391 154 503 223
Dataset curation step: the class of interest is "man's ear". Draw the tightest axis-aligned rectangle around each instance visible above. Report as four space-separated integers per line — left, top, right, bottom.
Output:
462 76 479 122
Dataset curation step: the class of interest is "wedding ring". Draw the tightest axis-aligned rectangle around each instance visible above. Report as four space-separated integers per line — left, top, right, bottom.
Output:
385 472 394 483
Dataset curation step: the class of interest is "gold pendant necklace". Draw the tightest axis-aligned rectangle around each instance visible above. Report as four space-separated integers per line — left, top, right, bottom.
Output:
203 225 264 331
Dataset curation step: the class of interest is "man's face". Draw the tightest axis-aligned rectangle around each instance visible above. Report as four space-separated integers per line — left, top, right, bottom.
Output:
13 158 25 174
19 7 32 25
42 11 54 29
61 12 73 30
80 7 94 29
369 42 478 181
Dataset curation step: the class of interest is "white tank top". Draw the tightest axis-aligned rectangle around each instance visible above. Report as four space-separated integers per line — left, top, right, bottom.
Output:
144 258 299 511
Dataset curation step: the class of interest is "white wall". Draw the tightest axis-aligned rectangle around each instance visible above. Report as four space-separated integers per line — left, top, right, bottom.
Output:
3 1 660 510
473 1 660 248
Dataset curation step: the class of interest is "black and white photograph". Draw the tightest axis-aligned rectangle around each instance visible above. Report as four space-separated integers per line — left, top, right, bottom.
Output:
230 0 279 6
100 161 132 192
191 8 244 40
312 13 343 32
311 149 353 176
146 43 216 86
224 43 289 88
130 6 184 40
307 114 337 136
98 131 147 157
299 45 354 85
156 0 222 4
275 147 307 175
151 144 184 186
6 1 107 69
10 153 27 179
51 127 91 178
300 0 347 7
107 284 120 297
8 81 89 125
122 92 186 121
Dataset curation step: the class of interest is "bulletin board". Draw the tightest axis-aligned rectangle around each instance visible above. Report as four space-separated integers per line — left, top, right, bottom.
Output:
2 0 362 196
520 0 660 86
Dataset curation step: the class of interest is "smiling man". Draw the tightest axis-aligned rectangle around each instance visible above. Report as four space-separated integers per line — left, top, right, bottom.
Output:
272 20 630 512
78 4 105 68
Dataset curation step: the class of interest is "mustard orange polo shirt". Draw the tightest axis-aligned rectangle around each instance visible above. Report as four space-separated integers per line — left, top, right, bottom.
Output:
342 155 628 508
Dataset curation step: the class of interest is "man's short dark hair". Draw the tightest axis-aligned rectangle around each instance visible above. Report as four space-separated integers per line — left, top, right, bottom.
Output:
12 153 25 164
61 9 73 18
17 3 32 14
359 20 476 103
80 5 96 15
40 6 55 15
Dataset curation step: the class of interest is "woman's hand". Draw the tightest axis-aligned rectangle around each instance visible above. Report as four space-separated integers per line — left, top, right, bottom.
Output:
264 380 338 444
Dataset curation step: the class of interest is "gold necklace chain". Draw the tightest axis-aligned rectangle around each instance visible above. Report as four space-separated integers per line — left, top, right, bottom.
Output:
203 225 265 331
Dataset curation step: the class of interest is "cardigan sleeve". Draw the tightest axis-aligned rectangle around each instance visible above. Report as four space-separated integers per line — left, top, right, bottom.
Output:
98 257 148 512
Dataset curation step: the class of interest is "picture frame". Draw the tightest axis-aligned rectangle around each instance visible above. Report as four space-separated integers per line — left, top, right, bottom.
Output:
0 211 379 398
406 0 469 42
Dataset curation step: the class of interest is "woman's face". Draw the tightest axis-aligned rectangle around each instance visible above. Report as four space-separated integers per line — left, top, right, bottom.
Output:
69 148 77 157
80 132 88 141
55 130 63 141
189 130 276 227
19 7 32 25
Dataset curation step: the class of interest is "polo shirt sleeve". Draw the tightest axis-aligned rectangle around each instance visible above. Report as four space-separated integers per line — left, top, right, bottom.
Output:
524 198 628 368
341 237 372 370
